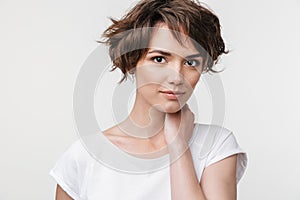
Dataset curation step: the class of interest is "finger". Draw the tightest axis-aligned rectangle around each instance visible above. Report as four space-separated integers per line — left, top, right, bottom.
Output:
181 104 192 114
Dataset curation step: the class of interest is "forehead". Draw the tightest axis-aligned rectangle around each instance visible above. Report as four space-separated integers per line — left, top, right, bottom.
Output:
148 24 199 57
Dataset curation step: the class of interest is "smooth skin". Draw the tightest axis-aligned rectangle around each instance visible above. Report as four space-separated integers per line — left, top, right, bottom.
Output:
55 185 72 200
55 24 237 200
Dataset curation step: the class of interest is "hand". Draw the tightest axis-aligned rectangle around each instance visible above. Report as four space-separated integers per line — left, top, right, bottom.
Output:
164 104 195 147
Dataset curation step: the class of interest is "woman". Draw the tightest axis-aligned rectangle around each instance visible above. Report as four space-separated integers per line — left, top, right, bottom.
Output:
50 0 247 199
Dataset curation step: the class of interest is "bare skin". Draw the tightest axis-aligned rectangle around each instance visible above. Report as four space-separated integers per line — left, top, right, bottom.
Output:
55 185 72 200
56 110 237 200
55 24 237 200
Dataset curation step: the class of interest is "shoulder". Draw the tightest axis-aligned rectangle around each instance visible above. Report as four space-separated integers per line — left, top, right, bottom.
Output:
191 123 236 161
192 123 233 146
49 139 94 200
58 139 92 164
50 139 93 176
191 123 248 183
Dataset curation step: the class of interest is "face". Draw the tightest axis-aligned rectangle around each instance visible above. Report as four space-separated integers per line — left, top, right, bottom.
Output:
135 24 203 113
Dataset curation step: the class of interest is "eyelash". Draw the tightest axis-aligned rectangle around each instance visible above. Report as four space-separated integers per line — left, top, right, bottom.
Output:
151 56 166 63
151 56 200 67
184 60 200 67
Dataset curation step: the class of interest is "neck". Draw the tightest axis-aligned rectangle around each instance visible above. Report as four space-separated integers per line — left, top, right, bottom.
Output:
118 92 166 141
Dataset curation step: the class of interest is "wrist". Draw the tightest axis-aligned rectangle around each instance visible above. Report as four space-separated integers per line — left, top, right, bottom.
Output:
167 134 189 160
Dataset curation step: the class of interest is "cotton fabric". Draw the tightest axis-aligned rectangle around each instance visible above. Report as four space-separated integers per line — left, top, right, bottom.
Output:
50 123 247 200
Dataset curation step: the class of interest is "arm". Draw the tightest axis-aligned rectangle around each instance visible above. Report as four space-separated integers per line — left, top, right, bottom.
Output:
169 142 237 200
200 155 237 200
165 106 207 200
165 106 238 200
55 184 73 200
169 139 207 200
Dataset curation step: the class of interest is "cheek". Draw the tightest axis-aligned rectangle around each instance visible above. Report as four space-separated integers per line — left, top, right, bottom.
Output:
136 66 166 98
137 85 156 99
136 65 168 86
185 72 201 89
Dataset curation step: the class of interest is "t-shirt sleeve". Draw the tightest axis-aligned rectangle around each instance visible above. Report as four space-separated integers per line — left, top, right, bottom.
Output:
49 140 87 200
205 131 248 183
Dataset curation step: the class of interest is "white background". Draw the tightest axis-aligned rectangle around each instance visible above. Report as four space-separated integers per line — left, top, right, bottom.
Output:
1 0 300 199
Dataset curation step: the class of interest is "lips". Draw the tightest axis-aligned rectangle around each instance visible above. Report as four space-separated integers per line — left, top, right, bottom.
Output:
160 90 184 95
159 90 185 100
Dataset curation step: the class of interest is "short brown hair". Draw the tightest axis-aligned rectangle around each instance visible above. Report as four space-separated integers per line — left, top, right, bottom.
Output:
100 0 227 82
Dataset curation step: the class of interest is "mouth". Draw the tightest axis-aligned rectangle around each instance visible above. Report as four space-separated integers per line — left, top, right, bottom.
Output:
159 90 185 100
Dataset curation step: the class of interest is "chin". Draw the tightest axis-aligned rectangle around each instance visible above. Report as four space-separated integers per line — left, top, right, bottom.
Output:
150 100 186 114
164 109 181 114
160 103 183 114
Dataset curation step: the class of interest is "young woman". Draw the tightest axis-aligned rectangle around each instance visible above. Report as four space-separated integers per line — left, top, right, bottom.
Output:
50 0 247 199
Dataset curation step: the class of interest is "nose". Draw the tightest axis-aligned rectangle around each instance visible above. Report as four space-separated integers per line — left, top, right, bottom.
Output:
167 62 184 85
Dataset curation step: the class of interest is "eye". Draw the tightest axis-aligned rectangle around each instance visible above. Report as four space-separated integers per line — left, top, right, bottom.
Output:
184 59 199 67
152 56 166 64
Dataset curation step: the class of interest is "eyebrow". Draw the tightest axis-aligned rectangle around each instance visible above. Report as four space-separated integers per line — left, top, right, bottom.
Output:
148 50 172 56
147 50 202 59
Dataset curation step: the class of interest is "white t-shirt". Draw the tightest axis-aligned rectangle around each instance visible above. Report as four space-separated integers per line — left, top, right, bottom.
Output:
49 124 247 200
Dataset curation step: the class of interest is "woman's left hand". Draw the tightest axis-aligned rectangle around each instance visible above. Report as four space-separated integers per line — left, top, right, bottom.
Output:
164 104 195 148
